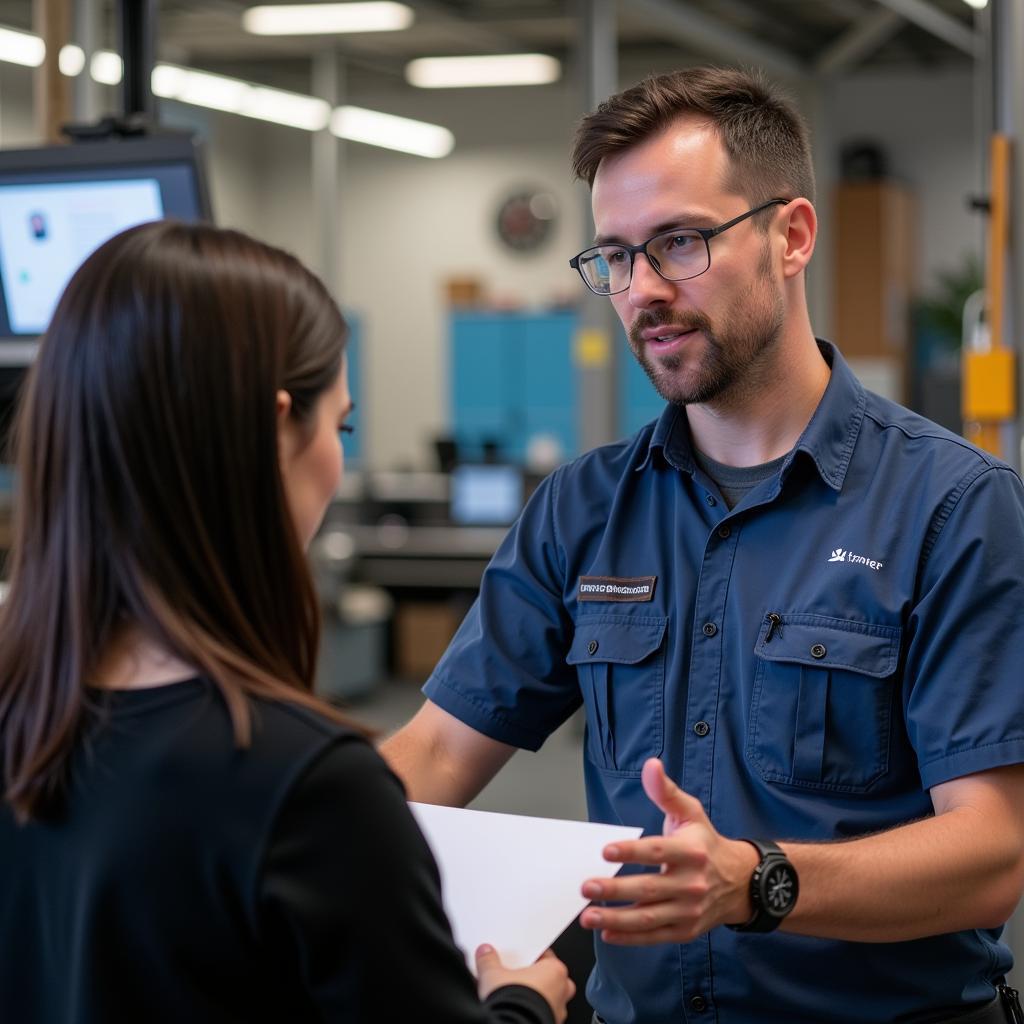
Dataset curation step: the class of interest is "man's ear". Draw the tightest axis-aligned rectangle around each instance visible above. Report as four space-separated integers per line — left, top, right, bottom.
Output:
779 198 816 279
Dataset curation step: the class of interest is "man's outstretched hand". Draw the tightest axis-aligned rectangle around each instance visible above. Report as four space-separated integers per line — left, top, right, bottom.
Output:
579 758 758 945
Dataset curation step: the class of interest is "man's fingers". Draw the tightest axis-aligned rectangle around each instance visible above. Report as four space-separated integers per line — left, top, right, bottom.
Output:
641 758 708 826
583 870 694 904
600 833 702 866
580 900 690 935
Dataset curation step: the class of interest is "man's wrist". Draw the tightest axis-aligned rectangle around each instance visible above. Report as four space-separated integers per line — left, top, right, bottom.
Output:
724 838 761 925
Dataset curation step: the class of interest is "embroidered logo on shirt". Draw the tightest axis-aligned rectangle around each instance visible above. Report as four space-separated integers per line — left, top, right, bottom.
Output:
828 547 883 571
578 575 657 602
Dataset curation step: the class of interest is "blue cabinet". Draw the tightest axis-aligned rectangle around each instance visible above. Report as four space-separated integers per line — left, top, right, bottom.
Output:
450 311 666 462
343 313 362 464
451 311 576 463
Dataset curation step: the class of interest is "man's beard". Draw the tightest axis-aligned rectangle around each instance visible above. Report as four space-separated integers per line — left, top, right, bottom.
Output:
627 271 786 407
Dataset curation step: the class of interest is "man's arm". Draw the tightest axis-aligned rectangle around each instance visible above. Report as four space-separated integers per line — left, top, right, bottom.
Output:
380 700 517 808
579 759 1024 945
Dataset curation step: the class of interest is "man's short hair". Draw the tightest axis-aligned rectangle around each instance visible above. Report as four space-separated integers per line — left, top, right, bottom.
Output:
571 66 815 210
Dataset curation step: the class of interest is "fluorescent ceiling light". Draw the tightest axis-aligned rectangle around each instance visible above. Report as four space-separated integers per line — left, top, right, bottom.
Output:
59 44 85 77
243 2 413 35
153 63 331 130
406 54 561 89
961 0 987 7
330 105 454 158
90 49 123 84
0 26 45 67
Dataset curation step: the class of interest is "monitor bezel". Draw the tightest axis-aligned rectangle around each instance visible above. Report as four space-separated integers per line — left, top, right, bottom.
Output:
0 132 213 357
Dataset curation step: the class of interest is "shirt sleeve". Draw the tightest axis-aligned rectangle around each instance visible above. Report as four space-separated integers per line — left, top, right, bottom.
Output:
258 737 554 1024
424 470 581 751
904 464 1024 789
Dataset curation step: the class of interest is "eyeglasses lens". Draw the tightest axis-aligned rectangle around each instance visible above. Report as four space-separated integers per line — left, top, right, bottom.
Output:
579 229 708 294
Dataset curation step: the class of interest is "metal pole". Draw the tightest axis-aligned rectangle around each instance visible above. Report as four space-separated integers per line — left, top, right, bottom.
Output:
73 0 103 124
119 0 157 122
575 0 620 452
312 50 344 297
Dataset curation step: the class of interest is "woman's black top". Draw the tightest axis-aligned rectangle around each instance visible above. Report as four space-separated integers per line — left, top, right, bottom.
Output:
0 678 552 1024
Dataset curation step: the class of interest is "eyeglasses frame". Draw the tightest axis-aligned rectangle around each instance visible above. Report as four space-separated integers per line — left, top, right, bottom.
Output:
569 198 790 296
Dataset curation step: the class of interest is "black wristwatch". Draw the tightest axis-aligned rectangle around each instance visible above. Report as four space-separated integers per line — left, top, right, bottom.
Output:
727 839 799 933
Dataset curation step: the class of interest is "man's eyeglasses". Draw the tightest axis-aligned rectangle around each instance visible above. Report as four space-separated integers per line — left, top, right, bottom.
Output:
569 198 789 296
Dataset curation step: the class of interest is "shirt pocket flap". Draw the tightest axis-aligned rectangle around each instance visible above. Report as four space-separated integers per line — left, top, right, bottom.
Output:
755 614 901 679
567 615 668 666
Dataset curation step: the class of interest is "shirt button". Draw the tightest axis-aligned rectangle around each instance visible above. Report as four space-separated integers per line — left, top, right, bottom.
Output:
587 640 599 655
693 720 710 737
702 622 718 637
705 494 716 507
717 525 731 539
690 995 707 1012
810 643 827 659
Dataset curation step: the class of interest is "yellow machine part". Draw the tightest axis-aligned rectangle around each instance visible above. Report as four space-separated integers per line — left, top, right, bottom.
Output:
962 348 1017 421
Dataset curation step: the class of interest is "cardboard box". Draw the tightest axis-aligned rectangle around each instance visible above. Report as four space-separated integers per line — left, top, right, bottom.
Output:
393 600 463 681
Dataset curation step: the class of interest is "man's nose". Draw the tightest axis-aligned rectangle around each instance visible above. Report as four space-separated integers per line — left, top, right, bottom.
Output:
627 252 675 309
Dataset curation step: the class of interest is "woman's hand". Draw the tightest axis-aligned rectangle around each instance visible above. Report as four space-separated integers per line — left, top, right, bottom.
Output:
475 945 575 1023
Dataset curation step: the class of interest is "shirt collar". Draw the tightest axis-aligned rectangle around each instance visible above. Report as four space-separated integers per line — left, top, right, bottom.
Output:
636 340 866 493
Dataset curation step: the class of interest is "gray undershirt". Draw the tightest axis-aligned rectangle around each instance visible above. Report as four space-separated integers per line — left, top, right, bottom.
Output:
694 448 790 510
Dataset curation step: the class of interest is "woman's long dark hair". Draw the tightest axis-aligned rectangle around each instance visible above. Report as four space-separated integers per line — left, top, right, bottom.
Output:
0 220 357 821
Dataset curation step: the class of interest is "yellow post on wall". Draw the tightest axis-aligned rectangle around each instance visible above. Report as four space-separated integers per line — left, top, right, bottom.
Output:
963 134 1016 456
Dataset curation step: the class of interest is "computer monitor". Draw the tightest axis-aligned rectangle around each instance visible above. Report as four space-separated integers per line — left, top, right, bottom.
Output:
449 464 525 527
0 133 212 351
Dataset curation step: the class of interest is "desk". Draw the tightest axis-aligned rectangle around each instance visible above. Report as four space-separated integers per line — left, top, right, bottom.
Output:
343 524 508 590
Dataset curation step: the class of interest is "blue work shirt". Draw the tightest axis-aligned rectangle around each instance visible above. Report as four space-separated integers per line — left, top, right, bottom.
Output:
424 341 1024 1024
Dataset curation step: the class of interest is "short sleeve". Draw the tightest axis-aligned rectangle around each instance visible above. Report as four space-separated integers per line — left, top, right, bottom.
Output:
904 465 1024 789
424 471 581 751
258 738 552 1024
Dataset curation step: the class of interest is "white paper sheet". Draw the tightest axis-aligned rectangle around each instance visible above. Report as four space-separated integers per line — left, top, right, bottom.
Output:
409 802 643 973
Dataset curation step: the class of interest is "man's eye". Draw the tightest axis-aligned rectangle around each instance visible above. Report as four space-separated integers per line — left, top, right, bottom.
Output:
605 249 629 265
665 234 695 250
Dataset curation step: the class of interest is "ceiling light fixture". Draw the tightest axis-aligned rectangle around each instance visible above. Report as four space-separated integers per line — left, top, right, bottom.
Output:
58 44 85 77
243 2 413 36
0 26 45 67
406 53 561 89
90 49 123 84
329 105 454 158
961 0 987 8
153 63 331 130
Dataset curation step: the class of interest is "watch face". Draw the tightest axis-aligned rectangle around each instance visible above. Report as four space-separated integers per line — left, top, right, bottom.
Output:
762 861 798 916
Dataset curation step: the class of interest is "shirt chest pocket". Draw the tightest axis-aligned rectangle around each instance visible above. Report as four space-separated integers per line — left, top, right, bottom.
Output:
745 614 902 794
567 615 668 775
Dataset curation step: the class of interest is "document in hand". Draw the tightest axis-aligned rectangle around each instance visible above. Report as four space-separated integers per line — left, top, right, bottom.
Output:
409 802 644 973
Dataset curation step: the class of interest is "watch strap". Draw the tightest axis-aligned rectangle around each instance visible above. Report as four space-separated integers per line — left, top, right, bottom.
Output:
727 838 796 933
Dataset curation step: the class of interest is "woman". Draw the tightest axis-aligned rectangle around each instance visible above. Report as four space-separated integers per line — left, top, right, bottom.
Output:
0 221 572 1023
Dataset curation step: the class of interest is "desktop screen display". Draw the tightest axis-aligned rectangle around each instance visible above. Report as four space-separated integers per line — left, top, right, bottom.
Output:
450 464 525 526
0 138 210 340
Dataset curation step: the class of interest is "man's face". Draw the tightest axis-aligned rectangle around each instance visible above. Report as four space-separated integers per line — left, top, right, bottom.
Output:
591 117 786 407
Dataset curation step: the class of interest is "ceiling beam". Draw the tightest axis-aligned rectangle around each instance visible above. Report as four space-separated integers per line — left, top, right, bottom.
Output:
816 7 905 76
871 0 979 58
623 0 805 81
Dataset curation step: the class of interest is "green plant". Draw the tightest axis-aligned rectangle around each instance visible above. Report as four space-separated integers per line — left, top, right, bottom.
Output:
913 252 984 351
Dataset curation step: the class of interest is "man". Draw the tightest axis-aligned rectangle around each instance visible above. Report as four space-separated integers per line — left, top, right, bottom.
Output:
382 67 1024 1024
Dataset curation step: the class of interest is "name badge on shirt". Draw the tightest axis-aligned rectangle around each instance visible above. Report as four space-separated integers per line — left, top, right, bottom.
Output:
577 575 657 603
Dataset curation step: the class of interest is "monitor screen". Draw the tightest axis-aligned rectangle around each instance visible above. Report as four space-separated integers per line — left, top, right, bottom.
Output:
449 464 524 526
0 135 211 343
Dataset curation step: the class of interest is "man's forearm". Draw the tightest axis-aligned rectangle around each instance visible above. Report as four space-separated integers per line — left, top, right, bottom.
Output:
379 726 474 806
378 702 518 808
782 804 1024 942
